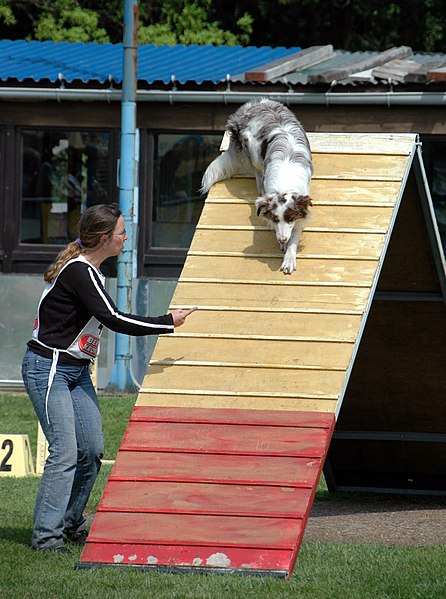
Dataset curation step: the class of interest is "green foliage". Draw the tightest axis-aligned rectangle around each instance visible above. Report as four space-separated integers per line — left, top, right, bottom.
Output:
0 0 15 26
0 0 445 50
139 0 252 46
33 1 110 43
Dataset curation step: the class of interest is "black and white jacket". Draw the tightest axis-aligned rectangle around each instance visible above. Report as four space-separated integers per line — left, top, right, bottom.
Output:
28 255 174 365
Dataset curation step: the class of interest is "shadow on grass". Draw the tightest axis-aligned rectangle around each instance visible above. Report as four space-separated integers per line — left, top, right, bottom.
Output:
0 526 32 547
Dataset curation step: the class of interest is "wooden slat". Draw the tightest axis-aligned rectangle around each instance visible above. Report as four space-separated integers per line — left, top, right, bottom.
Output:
151 336 353 370
207 178 403 204
88 511 302 548
109 450 324 486
172 309 362 340
131 406 334 427
199 202 394 231
245 45 334 82
134 392 339 412
372 59 429 83
121 422 330 457
427 66 446 82
173 280 371 311
189 229 387 257
143 364 345 398
181 255 378 285
308 46 413 84
313 153 408 179
80 542 293 573
99 481 313 517
218 132 417 156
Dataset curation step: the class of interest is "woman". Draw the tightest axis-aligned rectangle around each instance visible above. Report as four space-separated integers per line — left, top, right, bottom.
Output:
22 203 196 551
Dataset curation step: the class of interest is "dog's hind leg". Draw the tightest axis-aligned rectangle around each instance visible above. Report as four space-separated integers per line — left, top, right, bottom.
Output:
200 143 247 194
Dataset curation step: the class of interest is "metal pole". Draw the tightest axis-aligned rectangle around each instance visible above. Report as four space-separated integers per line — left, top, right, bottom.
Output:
109 0 138 391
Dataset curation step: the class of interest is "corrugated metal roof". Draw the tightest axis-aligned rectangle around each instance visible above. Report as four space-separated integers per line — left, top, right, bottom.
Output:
0 40 301 84
1 40 445 89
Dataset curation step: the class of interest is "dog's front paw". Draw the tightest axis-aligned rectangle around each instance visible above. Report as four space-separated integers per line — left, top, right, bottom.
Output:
280 255 296 274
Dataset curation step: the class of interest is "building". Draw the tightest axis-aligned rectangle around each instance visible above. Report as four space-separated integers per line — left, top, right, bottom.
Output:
1 40 446 387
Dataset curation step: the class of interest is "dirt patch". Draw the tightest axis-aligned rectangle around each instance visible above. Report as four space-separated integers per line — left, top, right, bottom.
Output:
304 493 446 546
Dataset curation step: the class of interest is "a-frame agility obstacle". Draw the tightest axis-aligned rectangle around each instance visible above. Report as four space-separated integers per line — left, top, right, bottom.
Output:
78 133 446 577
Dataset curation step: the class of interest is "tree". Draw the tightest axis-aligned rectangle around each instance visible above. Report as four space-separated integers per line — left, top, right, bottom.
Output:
0 0 251 45
138 0 252 46
0 0 445 51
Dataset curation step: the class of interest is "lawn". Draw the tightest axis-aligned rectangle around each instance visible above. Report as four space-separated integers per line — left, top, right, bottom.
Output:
1 393 445 599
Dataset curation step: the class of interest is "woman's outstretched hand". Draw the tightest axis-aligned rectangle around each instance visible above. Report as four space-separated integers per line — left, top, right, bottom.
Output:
170 306 198 327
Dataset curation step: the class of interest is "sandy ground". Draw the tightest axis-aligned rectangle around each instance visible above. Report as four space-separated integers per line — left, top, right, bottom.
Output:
304 493 446 546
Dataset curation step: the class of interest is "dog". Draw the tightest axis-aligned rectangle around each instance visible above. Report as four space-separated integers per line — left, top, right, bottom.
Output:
200 98 313 274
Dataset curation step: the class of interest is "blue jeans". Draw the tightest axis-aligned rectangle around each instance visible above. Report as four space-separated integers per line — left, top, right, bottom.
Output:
22 348 104 550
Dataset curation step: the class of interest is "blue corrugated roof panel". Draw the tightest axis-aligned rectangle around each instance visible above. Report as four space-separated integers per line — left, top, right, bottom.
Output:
0 40 301 84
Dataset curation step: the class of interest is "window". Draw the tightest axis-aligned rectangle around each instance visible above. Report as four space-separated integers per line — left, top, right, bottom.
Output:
21 130 111 245
2 125 220 276
142 132 222 277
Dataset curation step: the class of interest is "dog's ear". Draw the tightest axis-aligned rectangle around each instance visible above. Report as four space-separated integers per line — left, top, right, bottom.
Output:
256 196 269 216
292 194 313 215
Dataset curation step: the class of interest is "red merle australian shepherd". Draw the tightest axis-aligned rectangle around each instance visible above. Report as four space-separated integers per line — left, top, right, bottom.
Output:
201 98 313 274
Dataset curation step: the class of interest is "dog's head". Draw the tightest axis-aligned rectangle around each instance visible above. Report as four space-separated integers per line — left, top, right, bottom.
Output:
255 193 312 245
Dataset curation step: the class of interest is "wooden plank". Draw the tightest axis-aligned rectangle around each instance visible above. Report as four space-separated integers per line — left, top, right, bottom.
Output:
131 406 335 427
199 202 394 230
181 255 379 284
308 46 413 84
134 392 339 412
173 309 362 340
87 511 302 549
99 480 313 517
313 153 408 180
143 364 346 398
427 66 446 81
172 280 371 311
307 133 416 156
208 178 402 204
80 542 293 572
311 179 401 203
245 45 334 82
151 336 354 370
312 205 393 229
217 133 416 156
121 421 330 457
109 450 324 486
372 59 429 83
205 154 408 182
189 229 387 258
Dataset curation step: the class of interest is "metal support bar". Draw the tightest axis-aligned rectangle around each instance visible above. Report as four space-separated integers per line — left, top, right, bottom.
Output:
109 0 139 392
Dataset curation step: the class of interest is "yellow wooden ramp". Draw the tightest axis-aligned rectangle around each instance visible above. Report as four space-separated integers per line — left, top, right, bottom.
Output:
79 133 431 577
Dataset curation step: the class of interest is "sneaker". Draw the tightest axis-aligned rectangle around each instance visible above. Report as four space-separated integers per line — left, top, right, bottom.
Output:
64 526 88 546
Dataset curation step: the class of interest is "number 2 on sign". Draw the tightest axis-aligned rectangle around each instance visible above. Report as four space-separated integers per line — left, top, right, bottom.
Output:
1 438 13 472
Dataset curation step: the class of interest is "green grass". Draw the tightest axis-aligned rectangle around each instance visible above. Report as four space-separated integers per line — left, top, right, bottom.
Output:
1 393 446 599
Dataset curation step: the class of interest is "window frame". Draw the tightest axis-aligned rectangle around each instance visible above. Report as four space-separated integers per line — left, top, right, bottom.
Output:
0 125 119 275
138 128 222 279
